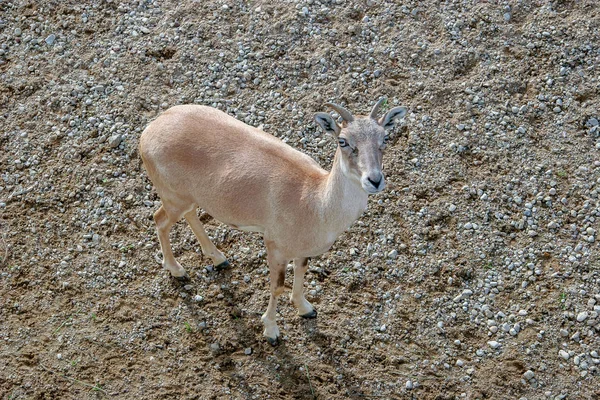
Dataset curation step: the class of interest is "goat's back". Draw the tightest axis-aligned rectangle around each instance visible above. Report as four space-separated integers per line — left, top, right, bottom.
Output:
140 105 326 229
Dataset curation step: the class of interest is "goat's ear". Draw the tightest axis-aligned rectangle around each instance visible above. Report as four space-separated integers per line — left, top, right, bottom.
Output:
314 112 341 136
379 106 407 130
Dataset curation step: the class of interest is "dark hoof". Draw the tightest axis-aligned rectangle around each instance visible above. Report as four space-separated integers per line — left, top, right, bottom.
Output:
266 336 279 346
215 260 230 270
300 309 318 319
173 273 190 282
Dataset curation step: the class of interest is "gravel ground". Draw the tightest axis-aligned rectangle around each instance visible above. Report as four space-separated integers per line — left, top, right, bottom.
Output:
1 0 600 399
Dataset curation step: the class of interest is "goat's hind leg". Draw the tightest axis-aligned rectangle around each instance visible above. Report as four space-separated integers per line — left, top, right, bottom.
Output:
154 205 188 280
184 210 229 269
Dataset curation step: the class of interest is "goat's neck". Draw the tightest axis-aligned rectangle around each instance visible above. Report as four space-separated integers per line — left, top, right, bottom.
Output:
320 148 369 231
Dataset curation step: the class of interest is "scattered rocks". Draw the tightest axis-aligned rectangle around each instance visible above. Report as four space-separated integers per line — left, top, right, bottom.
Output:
454 289 473 302
1 1 599 399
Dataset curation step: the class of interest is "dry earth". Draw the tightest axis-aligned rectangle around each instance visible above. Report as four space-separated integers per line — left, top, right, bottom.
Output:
1 0 600 399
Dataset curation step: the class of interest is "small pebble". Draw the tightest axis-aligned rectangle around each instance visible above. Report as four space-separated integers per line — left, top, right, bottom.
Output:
523 370 535 380
576 312 588 322
108 134 123 148
45 34 56 45
559 350 570 360
488 341 501 349
586 117 599 127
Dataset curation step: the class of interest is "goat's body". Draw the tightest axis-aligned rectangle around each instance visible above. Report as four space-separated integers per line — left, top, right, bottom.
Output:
140 105 367 260
140 100 406 344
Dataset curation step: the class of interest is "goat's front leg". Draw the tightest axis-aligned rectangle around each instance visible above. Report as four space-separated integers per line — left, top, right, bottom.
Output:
290 257 316 318
261 251 288 345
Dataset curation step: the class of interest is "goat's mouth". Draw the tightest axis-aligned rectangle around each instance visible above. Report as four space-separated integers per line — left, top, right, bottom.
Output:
360 173 385 194
361 181 385 194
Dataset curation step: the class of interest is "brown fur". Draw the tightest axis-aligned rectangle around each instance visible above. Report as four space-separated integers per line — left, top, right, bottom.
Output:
139 102 406 341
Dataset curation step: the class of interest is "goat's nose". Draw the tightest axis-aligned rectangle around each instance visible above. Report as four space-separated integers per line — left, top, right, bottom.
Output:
367 175 382 189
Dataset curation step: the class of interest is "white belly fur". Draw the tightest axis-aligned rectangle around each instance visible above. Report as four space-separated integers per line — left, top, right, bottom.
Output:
236 225 264 233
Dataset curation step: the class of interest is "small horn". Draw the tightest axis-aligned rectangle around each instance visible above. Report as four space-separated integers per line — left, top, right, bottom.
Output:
325 102 354 123
370 98 387 119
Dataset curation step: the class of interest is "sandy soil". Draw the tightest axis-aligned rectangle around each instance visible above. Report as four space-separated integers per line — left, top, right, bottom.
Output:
1 0 599 399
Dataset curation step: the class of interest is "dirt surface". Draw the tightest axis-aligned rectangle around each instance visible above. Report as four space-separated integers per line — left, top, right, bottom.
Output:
1 0 600 399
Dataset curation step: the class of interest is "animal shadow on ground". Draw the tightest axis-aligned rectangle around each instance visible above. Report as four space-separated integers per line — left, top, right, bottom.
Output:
173 260 383 399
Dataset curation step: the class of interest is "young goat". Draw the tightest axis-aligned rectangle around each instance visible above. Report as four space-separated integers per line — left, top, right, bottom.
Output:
140 99 407 344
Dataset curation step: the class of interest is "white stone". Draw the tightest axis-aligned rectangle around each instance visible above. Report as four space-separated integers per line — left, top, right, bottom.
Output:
45 34 56 45
488 341 501 349
523 370 535 380
108 134 123 148
577 312 588 322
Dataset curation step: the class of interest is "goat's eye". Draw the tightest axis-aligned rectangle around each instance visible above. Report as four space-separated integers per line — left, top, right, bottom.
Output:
338 138 349 147
380 135 390 149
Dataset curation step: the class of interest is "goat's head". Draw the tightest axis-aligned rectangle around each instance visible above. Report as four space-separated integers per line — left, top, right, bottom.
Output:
315 99 407 194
